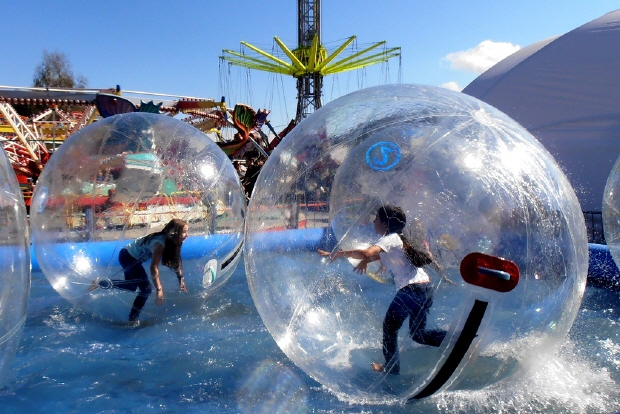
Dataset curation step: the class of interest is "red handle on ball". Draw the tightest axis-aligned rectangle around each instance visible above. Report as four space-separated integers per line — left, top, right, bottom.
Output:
460 252 520 292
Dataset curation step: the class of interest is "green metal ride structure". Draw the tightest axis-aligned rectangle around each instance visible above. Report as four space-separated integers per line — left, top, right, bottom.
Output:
221 0 401 123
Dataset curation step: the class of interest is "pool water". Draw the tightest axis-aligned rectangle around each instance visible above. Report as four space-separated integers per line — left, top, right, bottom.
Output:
0 262 618 413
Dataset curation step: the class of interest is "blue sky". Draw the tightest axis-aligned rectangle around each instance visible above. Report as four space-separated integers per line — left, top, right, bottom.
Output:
1 1 618 129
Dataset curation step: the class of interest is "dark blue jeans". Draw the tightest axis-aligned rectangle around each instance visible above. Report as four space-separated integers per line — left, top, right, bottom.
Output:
100 248 152 321
383 282 446 374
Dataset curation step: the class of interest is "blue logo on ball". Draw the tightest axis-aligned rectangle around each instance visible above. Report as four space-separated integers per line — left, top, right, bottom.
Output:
366 142 401 171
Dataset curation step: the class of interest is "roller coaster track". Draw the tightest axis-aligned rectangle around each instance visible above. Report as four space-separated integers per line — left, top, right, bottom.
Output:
0 102 42 167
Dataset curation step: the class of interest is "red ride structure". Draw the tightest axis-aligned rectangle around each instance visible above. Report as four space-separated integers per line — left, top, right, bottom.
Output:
0 86 290 210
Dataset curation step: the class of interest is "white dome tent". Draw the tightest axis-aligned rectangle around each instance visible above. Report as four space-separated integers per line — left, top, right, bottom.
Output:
464 9 620 247
464 9 620 287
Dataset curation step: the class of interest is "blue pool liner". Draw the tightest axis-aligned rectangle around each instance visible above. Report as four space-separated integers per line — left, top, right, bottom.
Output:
25 231 620 290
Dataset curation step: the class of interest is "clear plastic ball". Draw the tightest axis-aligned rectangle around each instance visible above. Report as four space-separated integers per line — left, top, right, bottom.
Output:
31 113 245 323
0 148 30 383
603 155 620 268
244 84 588 403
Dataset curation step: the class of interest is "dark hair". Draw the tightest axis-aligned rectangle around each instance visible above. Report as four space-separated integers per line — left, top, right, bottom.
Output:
376 205 432 268
142 218 187 270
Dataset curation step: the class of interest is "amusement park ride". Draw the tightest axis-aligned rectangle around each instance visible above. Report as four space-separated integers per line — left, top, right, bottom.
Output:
220 0 400 123
0 85 286 212
0 0 399 225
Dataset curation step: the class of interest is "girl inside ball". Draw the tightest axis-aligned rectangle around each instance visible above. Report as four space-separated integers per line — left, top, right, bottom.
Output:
318 205 450 374
89 218 189 325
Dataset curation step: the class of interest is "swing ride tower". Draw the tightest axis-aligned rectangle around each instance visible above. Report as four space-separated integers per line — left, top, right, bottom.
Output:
220 0 401 123
297 0 323 121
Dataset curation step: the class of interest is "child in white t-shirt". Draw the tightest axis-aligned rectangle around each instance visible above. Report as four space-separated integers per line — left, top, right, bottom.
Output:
318 205 449 374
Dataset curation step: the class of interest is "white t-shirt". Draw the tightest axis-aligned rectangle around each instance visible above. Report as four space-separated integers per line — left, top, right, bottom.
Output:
376 233 430 290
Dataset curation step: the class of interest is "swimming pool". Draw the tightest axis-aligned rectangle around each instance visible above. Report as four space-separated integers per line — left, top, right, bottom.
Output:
0 259 617 413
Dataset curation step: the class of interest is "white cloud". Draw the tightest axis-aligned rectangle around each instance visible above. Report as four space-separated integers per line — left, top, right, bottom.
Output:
443 40 521 74
441 81 461 91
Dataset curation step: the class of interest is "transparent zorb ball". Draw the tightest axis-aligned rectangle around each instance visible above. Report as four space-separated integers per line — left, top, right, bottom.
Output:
0 146 30 384
31 113 244 323
244 84 588 403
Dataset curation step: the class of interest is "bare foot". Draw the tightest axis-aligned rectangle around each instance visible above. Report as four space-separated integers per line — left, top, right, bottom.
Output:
87 279 100 292
371 362 384 372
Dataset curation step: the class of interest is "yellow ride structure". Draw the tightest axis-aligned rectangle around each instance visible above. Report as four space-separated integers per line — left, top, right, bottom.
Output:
221 0 400 123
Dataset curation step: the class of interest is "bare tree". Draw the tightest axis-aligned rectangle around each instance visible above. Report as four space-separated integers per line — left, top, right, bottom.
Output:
32 50 88 88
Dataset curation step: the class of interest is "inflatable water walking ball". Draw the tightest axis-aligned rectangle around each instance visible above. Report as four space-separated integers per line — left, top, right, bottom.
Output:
31 113 245 323
244 84 589 404
599 157 620 278
0 148 30 384
603 154 620 271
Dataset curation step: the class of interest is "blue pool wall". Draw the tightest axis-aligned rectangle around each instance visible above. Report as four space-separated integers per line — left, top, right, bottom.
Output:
27 229 618 290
